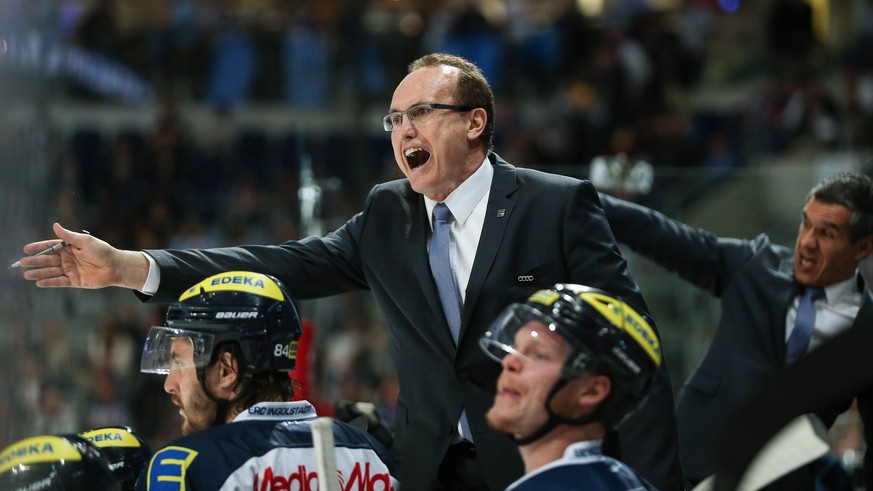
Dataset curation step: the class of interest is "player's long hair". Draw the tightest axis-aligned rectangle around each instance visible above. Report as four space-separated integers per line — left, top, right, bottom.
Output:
213 341 299 410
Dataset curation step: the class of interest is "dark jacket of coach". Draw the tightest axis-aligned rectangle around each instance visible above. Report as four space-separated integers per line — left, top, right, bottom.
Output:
17 53 685 491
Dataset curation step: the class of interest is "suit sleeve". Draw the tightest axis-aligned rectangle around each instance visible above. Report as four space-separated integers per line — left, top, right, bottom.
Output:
599 192 757 297
139 186 382 303
564 184 646 306
566 184 687 490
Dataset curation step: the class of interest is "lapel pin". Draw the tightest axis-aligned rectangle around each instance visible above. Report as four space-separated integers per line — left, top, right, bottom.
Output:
496 209 505 218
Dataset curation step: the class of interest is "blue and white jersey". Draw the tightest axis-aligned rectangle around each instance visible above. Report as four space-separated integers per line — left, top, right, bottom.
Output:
507 440 657 491
136 401 397 491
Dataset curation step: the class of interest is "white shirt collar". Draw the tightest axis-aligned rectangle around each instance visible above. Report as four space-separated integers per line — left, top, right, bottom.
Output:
821 272 859 304
424 156 491 227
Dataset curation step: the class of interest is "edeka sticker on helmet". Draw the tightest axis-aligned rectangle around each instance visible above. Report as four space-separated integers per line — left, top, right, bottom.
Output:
80 428 143 449
580 292 662 367
147 446 198 490
0 436 83 473
178 271 284 302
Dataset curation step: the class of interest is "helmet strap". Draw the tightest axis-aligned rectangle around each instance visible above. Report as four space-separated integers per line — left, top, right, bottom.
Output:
512 377 602 446
196 366 253 426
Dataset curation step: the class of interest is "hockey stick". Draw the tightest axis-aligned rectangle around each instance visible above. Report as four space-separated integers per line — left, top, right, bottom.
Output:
311 417 340 491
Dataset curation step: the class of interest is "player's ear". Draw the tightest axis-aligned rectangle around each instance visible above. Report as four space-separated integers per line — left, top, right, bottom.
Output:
578 374 611 408
853 235 873 262
214 351 240 394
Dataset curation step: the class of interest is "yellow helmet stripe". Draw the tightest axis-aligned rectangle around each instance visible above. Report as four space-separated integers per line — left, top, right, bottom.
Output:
178 271 284 302
580 292 662 366
79 428 142 448
0 436 83 474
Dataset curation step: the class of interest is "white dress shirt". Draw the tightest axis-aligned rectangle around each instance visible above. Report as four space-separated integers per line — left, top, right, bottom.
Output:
424 157 493 303
424 156 492 442
785 273 861 354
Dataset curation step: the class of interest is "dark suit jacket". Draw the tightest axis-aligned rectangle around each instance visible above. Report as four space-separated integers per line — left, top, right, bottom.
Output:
601 194 873 486
141 154 685 490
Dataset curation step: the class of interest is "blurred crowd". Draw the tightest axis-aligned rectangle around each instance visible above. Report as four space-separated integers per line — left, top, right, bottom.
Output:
2 0 873 453
6 0 873 168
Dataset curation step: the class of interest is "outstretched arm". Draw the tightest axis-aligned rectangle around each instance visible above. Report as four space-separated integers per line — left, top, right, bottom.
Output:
16 223 149 290
599 193 756 297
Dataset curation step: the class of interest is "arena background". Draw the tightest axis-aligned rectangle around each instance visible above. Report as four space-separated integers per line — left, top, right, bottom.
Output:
1 0 872 481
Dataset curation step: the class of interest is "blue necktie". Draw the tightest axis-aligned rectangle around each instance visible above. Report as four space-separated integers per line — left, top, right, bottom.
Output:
429 203 473 441
430 203 462 343
786 287 825 364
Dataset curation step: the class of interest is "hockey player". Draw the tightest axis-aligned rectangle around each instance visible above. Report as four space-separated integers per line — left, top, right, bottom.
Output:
136 270 397 490
481 284 660 490
0 433 121 490
79 425 152 491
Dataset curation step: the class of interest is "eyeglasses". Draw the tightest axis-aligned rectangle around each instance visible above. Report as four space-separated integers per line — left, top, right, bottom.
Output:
382 103 475 132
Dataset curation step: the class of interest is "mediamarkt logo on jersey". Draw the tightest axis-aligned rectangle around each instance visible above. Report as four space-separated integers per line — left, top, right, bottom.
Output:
252 462 393 491
218 444 396 491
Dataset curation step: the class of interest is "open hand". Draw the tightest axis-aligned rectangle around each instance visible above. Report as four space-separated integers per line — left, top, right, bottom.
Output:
16 223 147 289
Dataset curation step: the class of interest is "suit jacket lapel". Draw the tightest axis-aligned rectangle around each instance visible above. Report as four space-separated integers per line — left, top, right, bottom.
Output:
460 155 517 341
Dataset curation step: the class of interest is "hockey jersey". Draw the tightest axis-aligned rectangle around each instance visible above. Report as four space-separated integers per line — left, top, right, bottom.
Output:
136 401 397 491
507 440 657 491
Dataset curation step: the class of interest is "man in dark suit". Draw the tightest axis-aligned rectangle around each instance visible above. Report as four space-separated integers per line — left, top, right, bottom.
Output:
17 53 684 491
599 172 873 489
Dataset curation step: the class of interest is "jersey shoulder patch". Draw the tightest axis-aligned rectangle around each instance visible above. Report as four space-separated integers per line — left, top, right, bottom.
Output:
146 445 199 491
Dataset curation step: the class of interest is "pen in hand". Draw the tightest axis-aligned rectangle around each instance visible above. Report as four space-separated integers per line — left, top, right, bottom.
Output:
10 230 89 268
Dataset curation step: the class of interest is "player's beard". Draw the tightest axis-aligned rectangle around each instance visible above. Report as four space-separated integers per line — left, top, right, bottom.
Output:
181 386 218 435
